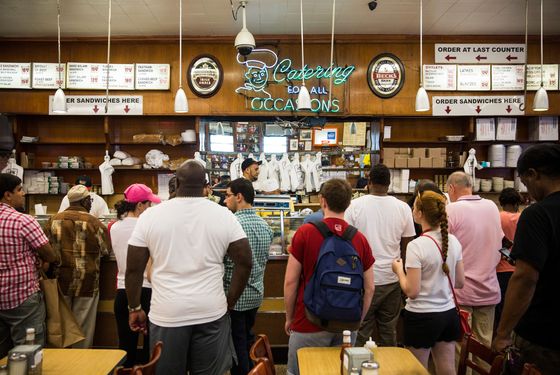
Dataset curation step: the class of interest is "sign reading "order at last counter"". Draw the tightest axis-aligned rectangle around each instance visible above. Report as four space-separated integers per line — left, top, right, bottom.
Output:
432 96 525 116
48 95 143 115
435 44 526 64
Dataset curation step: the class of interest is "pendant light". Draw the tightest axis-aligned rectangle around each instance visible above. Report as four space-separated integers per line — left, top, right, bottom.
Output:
52 0 67 113
532 0 548 112
415 0 429 112
104 0 112 114
520 0 528 111
327 0 336 111
297 0 311 111
174 0 189 113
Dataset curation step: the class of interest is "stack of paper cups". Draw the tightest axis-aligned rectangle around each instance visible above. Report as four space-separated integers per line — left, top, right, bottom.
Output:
489 144 506 167
506 145 523 168
514 170 527 193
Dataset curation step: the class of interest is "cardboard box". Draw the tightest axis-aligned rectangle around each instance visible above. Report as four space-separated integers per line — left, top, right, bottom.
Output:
427 148 440 158
395 158 408 169
399 147 410 154
496 117 517 141
407 157 420 168
529 117 559 141
412 147 426 158
475 118 496 141
420 157 433 168
383 157 395 169
309 194 320 203
383 148 397 159
432 157 446 168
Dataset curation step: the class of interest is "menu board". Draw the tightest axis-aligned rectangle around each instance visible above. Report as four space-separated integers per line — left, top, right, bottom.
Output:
0 63 31 89
32 63 66 89
457 65 490 91
491 65 524 91
526 64 558 90
67 63 135 90
423 65 457 90
135 64 170 90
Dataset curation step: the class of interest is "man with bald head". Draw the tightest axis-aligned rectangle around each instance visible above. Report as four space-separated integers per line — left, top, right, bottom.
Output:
126 160 252 375
446 171 503 358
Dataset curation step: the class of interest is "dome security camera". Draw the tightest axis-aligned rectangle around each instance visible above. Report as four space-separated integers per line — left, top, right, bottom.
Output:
368 1 377 11
235 27 255 56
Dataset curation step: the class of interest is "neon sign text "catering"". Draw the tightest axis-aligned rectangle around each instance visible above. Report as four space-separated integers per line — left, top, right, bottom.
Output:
272 59 355 85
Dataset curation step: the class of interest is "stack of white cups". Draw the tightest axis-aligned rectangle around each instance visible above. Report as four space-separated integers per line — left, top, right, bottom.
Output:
506 145 523 168
489 144 506 167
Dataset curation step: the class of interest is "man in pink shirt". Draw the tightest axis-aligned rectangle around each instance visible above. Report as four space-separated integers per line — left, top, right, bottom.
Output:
446 172 502 352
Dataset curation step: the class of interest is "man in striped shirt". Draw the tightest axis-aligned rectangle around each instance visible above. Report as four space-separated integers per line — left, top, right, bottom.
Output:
224 178 273 375
0 173 59 357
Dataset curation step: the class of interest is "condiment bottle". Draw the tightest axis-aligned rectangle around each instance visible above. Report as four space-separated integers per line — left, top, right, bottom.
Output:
25 327 35 345
340 330 352 375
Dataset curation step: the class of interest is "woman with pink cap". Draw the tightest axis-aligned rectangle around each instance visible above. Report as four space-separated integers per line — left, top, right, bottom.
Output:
110 183 160 367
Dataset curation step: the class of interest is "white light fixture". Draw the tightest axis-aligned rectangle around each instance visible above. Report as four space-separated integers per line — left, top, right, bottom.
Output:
297 0 311 111
532 0 548 112
52 0 67 113
234 1 255 56
174 0 189 113
415 0 429 112
104 0 112 114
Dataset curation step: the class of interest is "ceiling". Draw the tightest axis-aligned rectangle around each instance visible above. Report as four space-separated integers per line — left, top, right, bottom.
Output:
0 0 559 39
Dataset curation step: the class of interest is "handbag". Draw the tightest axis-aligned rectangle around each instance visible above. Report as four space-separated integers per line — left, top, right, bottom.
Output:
39 271 85 347
423 234 472 338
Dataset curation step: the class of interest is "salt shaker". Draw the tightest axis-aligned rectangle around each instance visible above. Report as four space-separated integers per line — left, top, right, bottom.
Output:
361 360 380 375
7 353 27 375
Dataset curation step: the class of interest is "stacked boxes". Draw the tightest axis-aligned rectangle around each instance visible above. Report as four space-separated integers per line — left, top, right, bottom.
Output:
383 147 446 168
529 117 559 141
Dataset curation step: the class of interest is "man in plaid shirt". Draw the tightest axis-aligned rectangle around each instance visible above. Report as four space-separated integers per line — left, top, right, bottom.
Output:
0 174 59 357
224 178 273 375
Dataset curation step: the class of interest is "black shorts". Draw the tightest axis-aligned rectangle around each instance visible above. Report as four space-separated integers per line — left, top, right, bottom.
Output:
403 308 461 348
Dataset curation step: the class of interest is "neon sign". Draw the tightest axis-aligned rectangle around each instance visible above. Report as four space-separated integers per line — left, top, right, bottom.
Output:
235 49 355 113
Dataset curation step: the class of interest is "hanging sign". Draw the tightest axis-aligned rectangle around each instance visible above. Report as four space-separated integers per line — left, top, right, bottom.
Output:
491 65 525 91
526 64 559 90
435 44 526 64
188 54 223 97
0 62 31 89
48 95 143 115
423 65 457 91
135 64 170 90
32 63 66 89
432 95 525 116
457 65 490 91
67 63 135 90
367 53 405 98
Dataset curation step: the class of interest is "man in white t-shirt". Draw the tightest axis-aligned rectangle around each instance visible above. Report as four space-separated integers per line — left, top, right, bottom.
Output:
125 160 252 375
58 175 109 217
344 164 416 347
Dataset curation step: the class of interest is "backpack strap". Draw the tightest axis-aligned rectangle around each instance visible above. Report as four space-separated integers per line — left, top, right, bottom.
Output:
341 225 358 242
309 221 332 238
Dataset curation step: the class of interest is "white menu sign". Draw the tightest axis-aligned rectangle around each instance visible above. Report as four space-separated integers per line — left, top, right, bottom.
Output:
67 63 135 90
135 64 170 90
457 65 490 91
48 95 143 115
435 44 526 64
433 96 525 116
423 65 457 91
526 64 558 90
0 63 31 89
491 65 525 91
32 63 66 89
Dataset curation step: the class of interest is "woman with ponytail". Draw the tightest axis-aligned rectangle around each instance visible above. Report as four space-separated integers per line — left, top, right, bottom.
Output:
111 184 160 367
392 191 465 374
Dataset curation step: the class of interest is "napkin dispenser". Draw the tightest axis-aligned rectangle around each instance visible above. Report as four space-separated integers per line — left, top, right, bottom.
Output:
8 345 43 374
343 347 372 375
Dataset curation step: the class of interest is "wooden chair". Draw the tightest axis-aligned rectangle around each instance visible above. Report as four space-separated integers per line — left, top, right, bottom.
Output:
249 334 275 375
457 334 504 375
114 341 163 375
522 363 542 375
248 358 272 375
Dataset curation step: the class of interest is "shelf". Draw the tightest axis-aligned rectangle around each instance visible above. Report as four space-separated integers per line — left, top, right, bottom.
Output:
322 167 367 171
21 142 106 145
294 203 320 208
110 142 197 145
383 140 467 145
25 168 100 171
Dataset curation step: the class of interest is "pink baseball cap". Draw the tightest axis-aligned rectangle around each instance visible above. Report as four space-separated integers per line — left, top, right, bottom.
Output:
124 184 161 204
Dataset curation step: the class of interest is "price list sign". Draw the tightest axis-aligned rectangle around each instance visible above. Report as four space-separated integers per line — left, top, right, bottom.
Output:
491 65 524 91
526 64 559 90
0 62 31 89
67 63 135 90
135 64 170 90
457 65 490 91
32 63 66 89
423 65 457 90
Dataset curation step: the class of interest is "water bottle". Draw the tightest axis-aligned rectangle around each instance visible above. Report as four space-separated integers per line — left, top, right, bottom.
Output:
24 328 35 345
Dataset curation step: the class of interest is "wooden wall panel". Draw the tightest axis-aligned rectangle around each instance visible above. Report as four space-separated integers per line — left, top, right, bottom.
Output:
1 36 559 116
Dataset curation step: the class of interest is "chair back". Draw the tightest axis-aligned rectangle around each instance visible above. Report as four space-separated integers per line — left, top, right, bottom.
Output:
522 363 542 375
249 334 275 375
248 358 272 375
457 333 504 375
113 341 163 375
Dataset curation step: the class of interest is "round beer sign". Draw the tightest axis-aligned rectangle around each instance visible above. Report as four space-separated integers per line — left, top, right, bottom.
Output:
367 53 405 98
188 54 223 98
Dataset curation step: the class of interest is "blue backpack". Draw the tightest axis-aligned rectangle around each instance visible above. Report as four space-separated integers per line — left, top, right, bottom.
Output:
303 221 365 332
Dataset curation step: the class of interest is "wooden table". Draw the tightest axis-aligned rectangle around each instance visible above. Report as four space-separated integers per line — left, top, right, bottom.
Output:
1 348 126 375
298 347 430 375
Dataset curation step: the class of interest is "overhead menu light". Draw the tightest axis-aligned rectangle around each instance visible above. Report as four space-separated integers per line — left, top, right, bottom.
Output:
52 0 67 113
175 0 189 113
415 0 429 112
532 0 548 112
297 0 311 111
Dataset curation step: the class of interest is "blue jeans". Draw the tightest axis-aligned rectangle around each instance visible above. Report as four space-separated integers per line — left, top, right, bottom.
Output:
0 292 46 358
230 308 259 375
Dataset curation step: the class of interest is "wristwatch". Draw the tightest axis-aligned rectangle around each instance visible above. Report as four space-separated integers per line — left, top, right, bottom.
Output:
127 304 142 313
